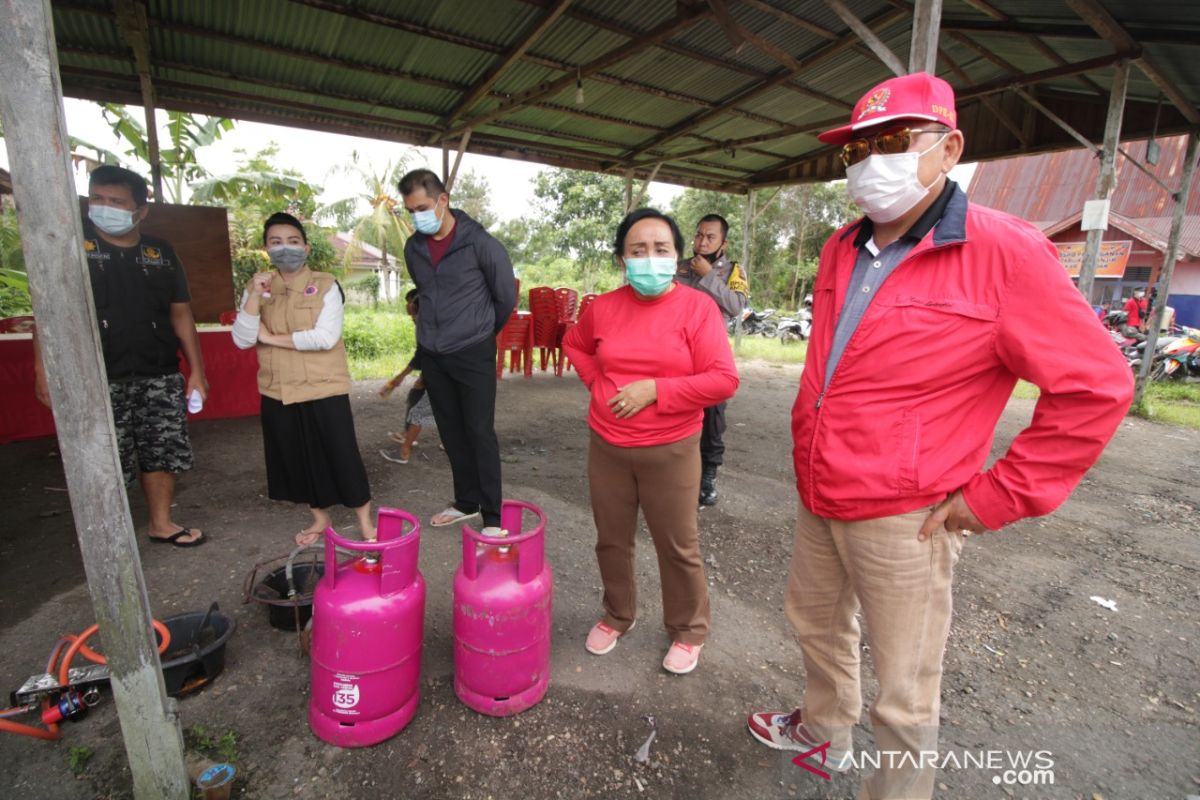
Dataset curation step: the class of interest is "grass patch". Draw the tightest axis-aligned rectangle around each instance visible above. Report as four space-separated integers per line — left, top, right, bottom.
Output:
67 745 93 776
1133 380 1200 429
731 334 807 364
344 305 416 381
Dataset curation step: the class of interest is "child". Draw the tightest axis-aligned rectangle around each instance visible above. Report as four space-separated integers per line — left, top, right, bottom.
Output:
379 290 434 464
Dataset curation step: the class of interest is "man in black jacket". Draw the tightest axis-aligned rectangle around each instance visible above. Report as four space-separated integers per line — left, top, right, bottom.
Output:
399 169 516 534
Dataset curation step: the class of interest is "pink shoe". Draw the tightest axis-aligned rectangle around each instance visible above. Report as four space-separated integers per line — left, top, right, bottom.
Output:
746 708 853 771
662 641 703 674
585 620 634 655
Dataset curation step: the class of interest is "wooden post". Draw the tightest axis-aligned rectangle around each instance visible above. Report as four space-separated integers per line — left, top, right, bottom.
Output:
909 0 943 74
1078 61 1129 303
0 4 190 799
441 142 450 185
624 169 634 212
736 188 755 355
628 162 663 210
140 78 163 201
114 0 163 201
445 128 472 193
1134 130 1199 407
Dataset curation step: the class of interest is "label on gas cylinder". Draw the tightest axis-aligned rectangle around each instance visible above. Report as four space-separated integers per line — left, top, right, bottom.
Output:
331 673 361 714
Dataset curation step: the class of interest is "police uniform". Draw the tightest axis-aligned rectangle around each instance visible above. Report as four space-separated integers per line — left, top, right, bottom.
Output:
83 223 193 483
676 254 748 504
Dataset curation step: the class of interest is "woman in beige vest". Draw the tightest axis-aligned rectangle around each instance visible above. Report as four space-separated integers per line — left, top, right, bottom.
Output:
232 212 374 545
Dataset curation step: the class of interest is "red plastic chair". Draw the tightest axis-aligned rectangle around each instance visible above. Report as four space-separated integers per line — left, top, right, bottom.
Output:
218 310 238 325
0 315 36 333
528 287 558 372
577 293 598 322
554 287 579 323
495 312 533 378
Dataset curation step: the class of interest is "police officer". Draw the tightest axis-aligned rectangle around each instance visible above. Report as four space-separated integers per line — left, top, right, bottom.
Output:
676 214 748 506
35 165 209 547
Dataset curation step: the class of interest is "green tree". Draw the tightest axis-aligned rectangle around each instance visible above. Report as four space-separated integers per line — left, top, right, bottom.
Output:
192 144 331 302
99 104 234 202
670 181 857 310
494 216 554 266
0 207 32 317
531 168 627 286
318 151 417 296
452 168 496 230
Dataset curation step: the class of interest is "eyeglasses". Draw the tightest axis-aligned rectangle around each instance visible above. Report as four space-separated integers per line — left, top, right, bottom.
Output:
840 127 950 167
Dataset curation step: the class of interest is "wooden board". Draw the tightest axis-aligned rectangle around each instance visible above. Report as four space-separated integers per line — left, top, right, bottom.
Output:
79 199 234 322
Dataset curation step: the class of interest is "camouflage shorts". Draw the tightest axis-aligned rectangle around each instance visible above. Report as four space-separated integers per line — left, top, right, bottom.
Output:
108 373 194 485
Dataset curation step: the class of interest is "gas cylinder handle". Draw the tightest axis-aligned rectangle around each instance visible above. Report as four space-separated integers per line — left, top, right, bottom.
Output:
321 508 421 596
461 500 546 584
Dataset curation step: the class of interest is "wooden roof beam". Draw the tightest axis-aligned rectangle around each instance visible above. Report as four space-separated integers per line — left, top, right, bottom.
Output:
1064 0 1200 125
710 11 852 109
941 19 1200 47
822 0 906 77
442 5 713 141
748 49 1138 184
935 46 1028 147
740 0 839 40
706 0 746 51
621 8 908 162
436 0 575 133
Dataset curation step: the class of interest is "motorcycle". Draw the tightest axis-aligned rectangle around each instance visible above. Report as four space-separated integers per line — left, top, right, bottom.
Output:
729 307 778 337
776 308 812 343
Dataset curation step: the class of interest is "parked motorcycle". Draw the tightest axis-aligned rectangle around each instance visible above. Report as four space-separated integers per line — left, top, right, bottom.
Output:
729 307 778 337
777 308 812 343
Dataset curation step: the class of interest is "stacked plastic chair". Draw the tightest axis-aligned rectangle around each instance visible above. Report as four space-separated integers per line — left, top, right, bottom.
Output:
528 287 560 373
560 293 598 375
495 311 533 378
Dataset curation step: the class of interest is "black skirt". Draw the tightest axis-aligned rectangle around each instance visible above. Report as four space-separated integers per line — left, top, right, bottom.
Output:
260 393 371 509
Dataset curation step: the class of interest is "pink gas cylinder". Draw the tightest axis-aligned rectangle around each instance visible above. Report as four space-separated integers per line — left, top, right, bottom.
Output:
309 508 424 747
453 499 553 716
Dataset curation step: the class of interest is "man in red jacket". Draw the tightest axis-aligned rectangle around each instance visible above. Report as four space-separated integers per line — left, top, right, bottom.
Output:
746 73 1133 799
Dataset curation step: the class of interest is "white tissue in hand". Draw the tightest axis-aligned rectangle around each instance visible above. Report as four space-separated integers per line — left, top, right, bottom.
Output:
187 389 204 414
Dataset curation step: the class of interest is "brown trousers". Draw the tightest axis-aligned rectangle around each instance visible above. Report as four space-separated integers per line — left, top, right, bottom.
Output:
588 431 710 646
787 501 964 800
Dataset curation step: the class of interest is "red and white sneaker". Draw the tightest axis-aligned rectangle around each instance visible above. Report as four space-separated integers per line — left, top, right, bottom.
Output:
746 708 852 772
662 641 703 674
585 620 634 655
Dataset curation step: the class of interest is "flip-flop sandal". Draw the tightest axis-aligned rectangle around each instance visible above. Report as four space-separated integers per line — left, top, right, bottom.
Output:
430 507 480 527
295 529 324 547
150 527 207 548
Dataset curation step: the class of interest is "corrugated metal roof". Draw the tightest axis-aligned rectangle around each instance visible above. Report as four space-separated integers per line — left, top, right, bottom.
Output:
967 135 1200 256
46 0 1200 192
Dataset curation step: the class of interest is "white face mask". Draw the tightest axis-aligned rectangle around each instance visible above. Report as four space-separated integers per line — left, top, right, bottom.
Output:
845 134 947 224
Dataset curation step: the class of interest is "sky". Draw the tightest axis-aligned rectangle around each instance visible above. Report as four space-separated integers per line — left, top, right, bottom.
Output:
1 97 974 224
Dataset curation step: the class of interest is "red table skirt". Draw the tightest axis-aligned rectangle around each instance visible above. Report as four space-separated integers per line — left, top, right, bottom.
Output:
0 327 261 444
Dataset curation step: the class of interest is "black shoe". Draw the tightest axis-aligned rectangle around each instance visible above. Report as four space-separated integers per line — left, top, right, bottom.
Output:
699 465 719 506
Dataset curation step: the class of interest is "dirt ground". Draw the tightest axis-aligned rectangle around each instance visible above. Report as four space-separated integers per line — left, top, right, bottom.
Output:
0 362 1197 800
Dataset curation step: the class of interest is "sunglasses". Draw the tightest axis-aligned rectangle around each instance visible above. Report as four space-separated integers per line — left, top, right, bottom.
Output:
840 127 950 167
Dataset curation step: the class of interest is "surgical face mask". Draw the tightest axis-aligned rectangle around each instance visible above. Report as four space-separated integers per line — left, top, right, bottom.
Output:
844 134 947 223
624 257 677 297
412 201 445 235
88 204 137 236
267 244 308 273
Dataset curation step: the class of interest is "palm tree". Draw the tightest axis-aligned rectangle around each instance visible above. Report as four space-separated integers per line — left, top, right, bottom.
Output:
99 104 234 202
318 151 418 303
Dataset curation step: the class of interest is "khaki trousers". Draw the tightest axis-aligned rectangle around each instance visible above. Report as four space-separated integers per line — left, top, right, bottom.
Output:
588 431 710 646
786 501 963 800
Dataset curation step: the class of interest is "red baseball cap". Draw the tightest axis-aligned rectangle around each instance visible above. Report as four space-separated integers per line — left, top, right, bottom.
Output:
818 72 957 145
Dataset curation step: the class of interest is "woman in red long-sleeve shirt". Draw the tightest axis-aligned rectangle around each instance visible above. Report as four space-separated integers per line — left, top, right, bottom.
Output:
562 208 739 675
